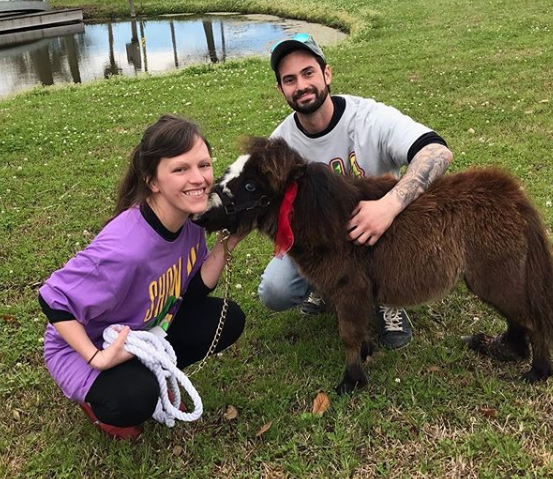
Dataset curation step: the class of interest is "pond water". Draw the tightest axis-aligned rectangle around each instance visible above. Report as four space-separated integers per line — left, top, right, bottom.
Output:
0 13 346 99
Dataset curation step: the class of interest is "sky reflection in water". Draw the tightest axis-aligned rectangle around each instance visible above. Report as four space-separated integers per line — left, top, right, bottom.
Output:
0 14 346 98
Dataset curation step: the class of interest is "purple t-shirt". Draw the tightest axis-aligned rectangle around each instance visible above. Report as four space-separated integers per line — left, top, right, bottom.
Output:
40 206 207 402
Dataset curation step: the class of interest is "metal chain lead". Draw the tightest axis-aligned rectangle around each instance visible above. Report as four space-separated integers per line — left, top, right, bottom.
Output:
187 229 233 376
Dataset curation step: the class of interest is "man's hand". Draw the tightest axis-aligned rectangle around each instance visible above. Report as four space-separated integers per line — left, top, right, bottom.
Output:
347 195 402 246
347 143 453 247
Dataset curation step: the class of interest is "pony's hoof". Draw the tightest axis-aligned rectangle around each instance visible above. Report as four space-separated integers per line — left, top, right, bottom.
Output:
523 370 543 384
522 366 552 384
335 379 357 395
463 333 530 362
334 376 368 395
462 332 491 352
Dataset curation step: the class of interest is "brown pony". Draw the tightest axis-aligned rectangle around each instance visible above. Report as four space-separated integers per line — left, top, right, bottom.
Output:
194 137 553 394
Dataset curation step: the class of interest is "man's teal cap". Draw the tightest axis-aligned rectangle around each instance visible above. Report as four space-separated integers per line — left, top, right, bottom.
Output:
270 33 326 72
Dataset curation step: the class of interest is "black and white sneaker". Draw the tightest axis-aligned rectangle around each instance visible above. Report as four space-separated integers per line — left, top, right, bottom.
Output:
300 292 328 315
376 306 413 349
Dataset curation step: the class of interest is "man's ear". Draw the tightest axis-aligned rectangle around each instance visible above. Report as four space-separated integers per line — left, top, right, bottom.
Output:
276 82 283 94
324 65 332 86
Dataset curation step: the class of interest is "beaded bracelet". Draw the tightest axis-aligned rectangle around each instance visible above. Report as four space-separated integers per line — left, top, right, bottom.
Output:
87 349 100 365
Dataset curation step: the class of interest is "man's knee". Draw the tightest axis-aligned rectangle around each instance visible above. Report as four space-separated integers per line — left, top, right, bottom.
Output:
258 278 297 311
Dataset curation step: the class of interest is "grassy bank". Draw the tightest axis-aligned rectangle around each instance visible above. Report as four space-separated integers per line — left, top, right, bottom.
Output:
1 0 553 477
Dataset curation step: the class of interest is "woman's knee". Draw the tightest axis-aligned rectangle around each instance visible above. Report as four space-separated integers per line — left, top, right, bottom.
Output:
102 385 158 427
87 360 160 427
221 301 245 346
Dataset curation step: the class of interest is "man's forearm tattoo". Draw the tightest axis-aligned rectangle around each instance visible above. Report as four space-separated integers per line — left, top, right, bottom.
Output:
393 144 452 210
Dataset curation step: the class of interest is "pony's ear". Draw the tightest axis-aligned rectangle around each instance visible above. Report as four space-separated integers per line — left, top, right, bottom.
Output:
236 135 251 152
264 138 306 191
245 136 306 191
243 136 269 154
291 163 307 180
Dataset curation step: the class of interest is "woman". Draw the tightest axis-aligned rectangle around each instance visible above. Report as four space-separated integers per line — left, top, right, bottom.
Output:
39 115 245 440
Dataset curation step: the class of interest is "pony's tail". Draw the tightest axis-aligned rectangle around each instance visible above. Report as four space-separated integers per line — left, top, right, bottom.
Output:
524 203 553 348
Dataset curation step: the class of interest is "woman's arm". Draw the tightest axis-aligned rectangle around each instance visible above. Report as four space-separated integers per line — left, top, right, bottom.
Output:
53 320 133 370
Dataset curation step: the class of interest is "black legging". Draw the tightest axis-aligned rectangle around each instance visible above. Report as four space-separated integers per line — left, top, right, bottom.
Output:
85 296 245 427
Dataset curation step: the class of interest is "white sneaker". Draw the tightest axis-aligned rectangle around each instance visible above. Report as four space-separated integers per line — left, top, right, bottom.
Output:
300 292 327 315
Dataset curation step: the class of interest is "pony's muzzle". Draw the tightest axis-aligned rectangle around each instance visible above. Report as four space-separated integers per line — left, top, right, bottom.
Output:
192 190 235 233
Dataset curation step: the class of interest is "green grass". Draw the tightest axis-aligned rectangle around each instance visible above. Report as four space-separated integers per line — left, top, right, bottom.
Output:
2 0 553 477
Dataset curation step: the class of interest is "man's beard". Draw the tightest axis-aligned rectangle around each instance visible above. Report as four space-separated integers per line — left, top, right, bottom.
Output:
287 84 330 114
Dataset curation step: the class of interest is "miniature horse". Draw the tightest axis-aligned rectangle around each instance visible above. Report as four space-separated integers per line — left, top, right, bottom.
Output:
194 137 553 394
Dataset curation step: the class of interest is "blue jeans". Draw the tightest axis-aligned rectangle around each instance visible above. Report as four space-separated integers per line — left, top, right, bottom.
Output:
258 254 314 311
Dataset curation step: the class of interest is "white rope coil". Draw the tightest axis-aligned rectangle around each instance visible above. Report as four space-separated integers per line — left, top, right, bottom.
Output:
103 325 203 427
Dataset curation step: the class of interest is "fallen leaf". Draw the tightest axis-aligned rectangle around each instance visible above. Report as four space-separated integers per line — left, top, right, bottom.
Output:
479 406 498 418
2 314 18 324
255 421 273 437
426 365 441 373
223 405 238 420
173 445 183 456
12 410 20 420
312 392 331 415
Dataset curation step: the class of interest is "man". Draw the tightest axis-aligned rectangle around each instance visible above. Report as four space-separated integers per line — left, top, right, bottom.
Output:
258 33 453 349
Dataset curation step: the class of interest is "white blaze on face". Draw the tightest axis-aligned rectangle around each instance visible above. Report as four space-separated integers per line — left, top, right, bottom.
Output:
219 155 250 197
203 191 223 213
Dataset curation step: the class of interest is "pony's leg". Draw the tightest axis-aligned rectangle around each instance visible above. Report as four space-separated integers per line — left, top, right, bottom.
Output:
465 271 552 382
466 310 551 383
360 338 374 362
465 262 530 355
523 329 553 383
334 297 371 395
361 309 376 362
519 205 553 382
463 322 530 362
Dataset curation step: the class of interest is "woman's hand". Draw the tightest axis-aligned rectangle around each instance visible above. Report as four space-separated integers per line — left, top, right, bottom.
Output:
225 230 248 252
89 326 134 371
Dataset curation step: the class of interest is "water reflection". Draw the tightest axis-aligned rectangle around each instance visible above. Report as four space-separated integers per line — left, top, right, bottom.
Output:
0 14 346 98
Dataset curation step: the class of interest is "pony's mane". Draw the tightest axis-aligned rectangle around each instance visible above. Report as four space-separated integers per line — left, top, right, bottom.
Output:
244 137 398 247
291 163 397 247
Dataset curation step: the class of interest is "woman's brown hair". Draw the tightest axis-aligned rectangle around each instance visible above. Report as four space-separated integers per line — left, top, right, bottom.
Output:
112 114 211 218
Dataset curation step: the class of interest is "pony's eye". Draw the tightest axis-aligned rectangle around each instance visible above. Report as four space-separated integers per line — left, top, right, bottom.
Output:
245 182 256 192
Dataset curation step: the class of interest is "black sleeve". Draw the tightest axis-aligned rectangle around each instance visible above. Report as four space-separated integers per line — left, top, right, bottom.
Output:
407 131 448 163
40 271 216 323
181 270 215 302
38 293 76 323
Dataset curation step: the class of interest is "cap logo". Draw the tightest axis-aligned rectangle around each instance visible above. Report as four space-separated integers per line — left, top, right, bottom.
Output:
270 33 326 72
